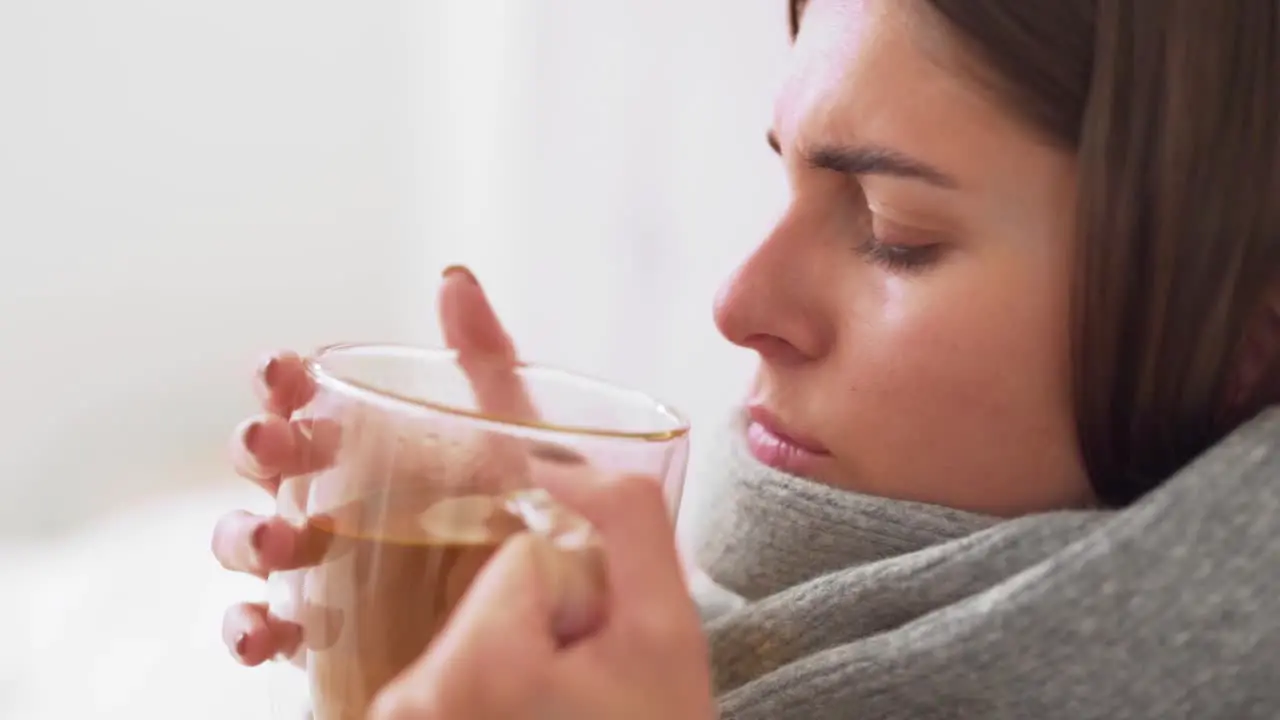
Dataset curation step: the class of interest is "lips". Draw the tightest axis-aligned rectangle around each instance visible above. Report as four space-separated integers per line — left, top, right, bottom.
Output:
744 405 831 474
746 406 830 455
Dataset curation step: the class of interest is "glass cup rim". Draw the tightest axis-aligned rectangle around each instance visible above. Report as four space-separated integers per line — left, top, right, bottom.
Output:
305 342 691 442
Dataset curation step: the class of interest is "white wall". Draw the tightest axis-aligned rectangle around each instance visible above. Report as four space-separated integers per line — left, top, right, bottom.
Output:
464 2 790 540
0 0 790 539
0 1 434 536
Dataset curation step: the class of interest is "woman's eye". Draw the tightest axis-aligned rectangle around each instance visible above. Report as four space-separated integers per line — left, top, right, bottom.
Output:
856 236 943 273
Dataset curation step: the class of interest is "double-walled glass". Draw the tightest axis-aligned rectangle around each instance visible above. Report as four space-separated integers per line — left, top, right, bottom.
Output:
267 344 689 719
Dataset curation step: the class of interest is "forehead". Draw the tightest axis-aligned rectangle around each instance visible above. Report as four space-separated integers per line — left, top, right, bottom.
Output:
776 0 1018 174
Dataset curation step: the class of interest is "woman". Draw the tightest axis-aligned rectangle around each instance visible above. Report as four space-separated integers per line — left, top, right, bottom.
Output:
212 0 1280 717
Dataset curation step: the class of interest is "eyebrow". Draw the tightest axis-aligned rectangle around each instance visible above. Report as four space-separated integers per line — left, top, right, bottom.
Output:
767 130 959 189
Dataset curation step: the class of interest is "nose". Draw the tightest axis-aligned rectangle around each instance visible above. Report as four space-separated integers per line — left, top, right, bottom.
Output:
713 211 830 366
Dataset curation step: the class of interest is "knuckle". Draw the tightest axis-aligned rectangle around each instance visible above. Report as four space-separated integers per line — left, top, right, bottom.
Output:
257 350 300 387
230 416 280 476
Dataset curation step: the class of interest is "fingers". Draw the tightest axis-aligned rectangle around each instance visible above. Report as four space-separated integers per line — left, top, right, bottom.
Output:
368 533 557 720
230 415 341 492
211 511 305 577
438 266 539 423
439 266 516 363
254 351 316 418
223 602 303 667
230 416 290 488
533 466 687 615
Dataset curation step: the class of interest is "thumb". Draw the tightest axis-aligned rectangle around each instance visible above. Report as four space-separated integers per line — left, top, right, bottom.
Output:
438 265 539 422
368 534 561 720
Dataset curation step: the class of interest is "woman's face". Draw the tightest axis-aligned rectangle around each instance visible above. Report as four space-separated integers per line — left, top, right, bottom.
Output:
714 0 1092 515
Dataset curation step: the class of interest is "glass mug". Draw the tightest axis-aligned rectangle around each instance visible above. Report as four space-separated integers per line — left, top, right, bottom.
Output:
266 344 690 720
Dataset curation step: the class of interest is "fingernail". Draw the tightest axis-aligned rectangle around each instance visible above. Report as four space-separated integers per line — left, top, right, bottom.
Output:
259 355 280 388
242 421 264 456
441 264 477 284
554 597 598 644
271 620 306 660
251 522 268 554
234 632 249 658
528 441 587 466
254 521 298 569
540 543 605 644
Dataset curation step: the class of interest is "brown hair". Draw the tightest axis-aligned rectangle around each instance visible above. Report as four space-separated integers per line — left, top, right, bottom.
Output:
790 0 1280 505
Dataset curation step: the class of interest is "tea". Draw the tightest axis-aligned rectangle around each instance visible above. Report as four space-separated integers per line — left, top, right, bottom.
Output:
302 488 529 720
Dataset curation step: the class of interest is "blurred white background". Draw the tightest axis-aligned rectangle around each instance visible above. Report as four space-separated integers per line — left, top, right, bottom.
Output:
0 1 787 717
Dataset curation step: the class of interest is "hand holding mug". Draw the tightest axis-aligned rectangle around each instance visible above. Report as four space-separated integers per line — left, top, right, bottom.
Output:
212 267 709 719
211 266 519 667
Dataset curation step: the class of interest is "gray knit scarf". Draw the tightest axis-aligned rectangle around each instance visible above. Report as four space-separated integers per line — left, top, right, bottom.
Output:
685 409 1280 719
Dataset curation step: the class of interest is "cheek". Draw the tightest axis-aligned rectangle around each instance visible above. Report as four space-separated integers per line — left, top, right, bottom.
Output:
849 266 1067 390
851 276 1063 417
819 258 1080 509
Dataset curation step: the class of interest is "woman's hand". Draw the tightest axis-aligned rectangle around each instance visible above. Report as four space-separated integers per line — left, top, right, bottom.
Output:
368 466 716 720
211 265 526 665
365 392 715 718
212 264 716 720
